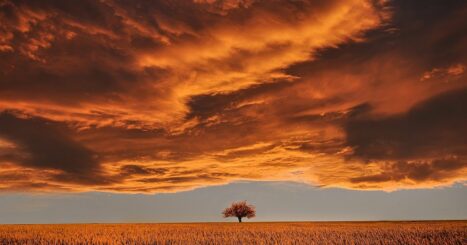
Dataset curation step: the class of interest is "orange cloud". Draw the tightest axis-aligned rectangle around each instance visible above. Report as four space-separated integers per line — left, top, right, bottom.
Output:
0 0 466 193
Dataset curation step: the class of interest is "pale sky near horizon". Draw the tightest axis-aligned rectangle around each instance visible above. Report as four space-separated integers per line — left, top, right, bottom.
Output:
1 181 466 224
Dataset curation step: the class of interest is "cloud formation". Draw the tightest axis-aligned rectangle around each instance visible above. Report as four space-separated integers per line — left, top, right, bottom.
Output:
0 0 466 192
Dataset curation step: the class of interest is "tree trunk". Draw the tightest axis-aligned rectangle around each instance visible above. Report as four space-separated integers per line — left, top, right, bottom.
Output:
238 217 242 223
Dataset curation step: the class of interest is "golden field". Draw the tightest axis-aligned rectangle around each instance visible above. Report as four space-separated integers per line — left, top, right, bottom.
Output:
0 221 465 244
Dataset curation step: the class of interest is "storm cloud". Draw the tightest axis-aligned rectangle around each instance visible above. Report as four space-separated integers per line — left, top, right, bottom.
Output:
345 88 467 161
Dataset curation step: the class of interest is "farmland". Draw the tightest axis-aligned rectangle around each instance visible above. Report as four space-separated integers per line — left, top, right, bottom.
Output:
0 221 465 244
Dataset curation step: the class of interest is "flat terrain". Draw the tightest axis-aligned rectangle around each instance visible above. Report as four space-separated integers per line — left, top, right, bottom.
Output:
0 221 465 244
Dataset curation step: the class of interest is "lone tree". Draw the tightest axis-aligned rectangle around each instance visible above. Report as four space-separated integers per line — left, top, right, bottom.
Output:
222 201 256 223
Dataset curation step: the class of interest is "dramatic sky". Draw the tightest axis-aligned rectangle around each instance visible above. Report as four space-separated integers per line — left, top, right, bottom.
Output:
0 0 466 204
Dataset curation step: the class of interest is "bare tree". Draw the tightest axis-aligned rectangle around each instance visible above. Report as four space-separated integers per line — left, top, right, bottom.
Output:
222 201 256 223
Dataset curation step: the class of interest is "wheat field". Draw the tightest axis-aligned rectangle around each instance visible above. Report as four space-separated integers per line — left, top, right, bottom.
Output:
0 221 465 244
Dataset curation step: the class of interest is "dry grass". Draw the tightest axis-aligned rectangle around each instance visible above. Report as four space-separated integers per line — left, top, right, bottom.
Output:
0 221 465 244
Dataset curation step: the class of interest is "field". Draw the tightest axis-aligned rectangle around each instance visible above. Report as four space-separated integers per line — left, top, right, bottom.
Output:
0 221 465 244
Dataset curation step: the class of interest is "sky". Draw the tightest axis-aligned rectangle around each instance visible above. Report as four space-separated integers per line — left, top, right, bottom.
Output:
0 0 466 222
1 181 466 224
